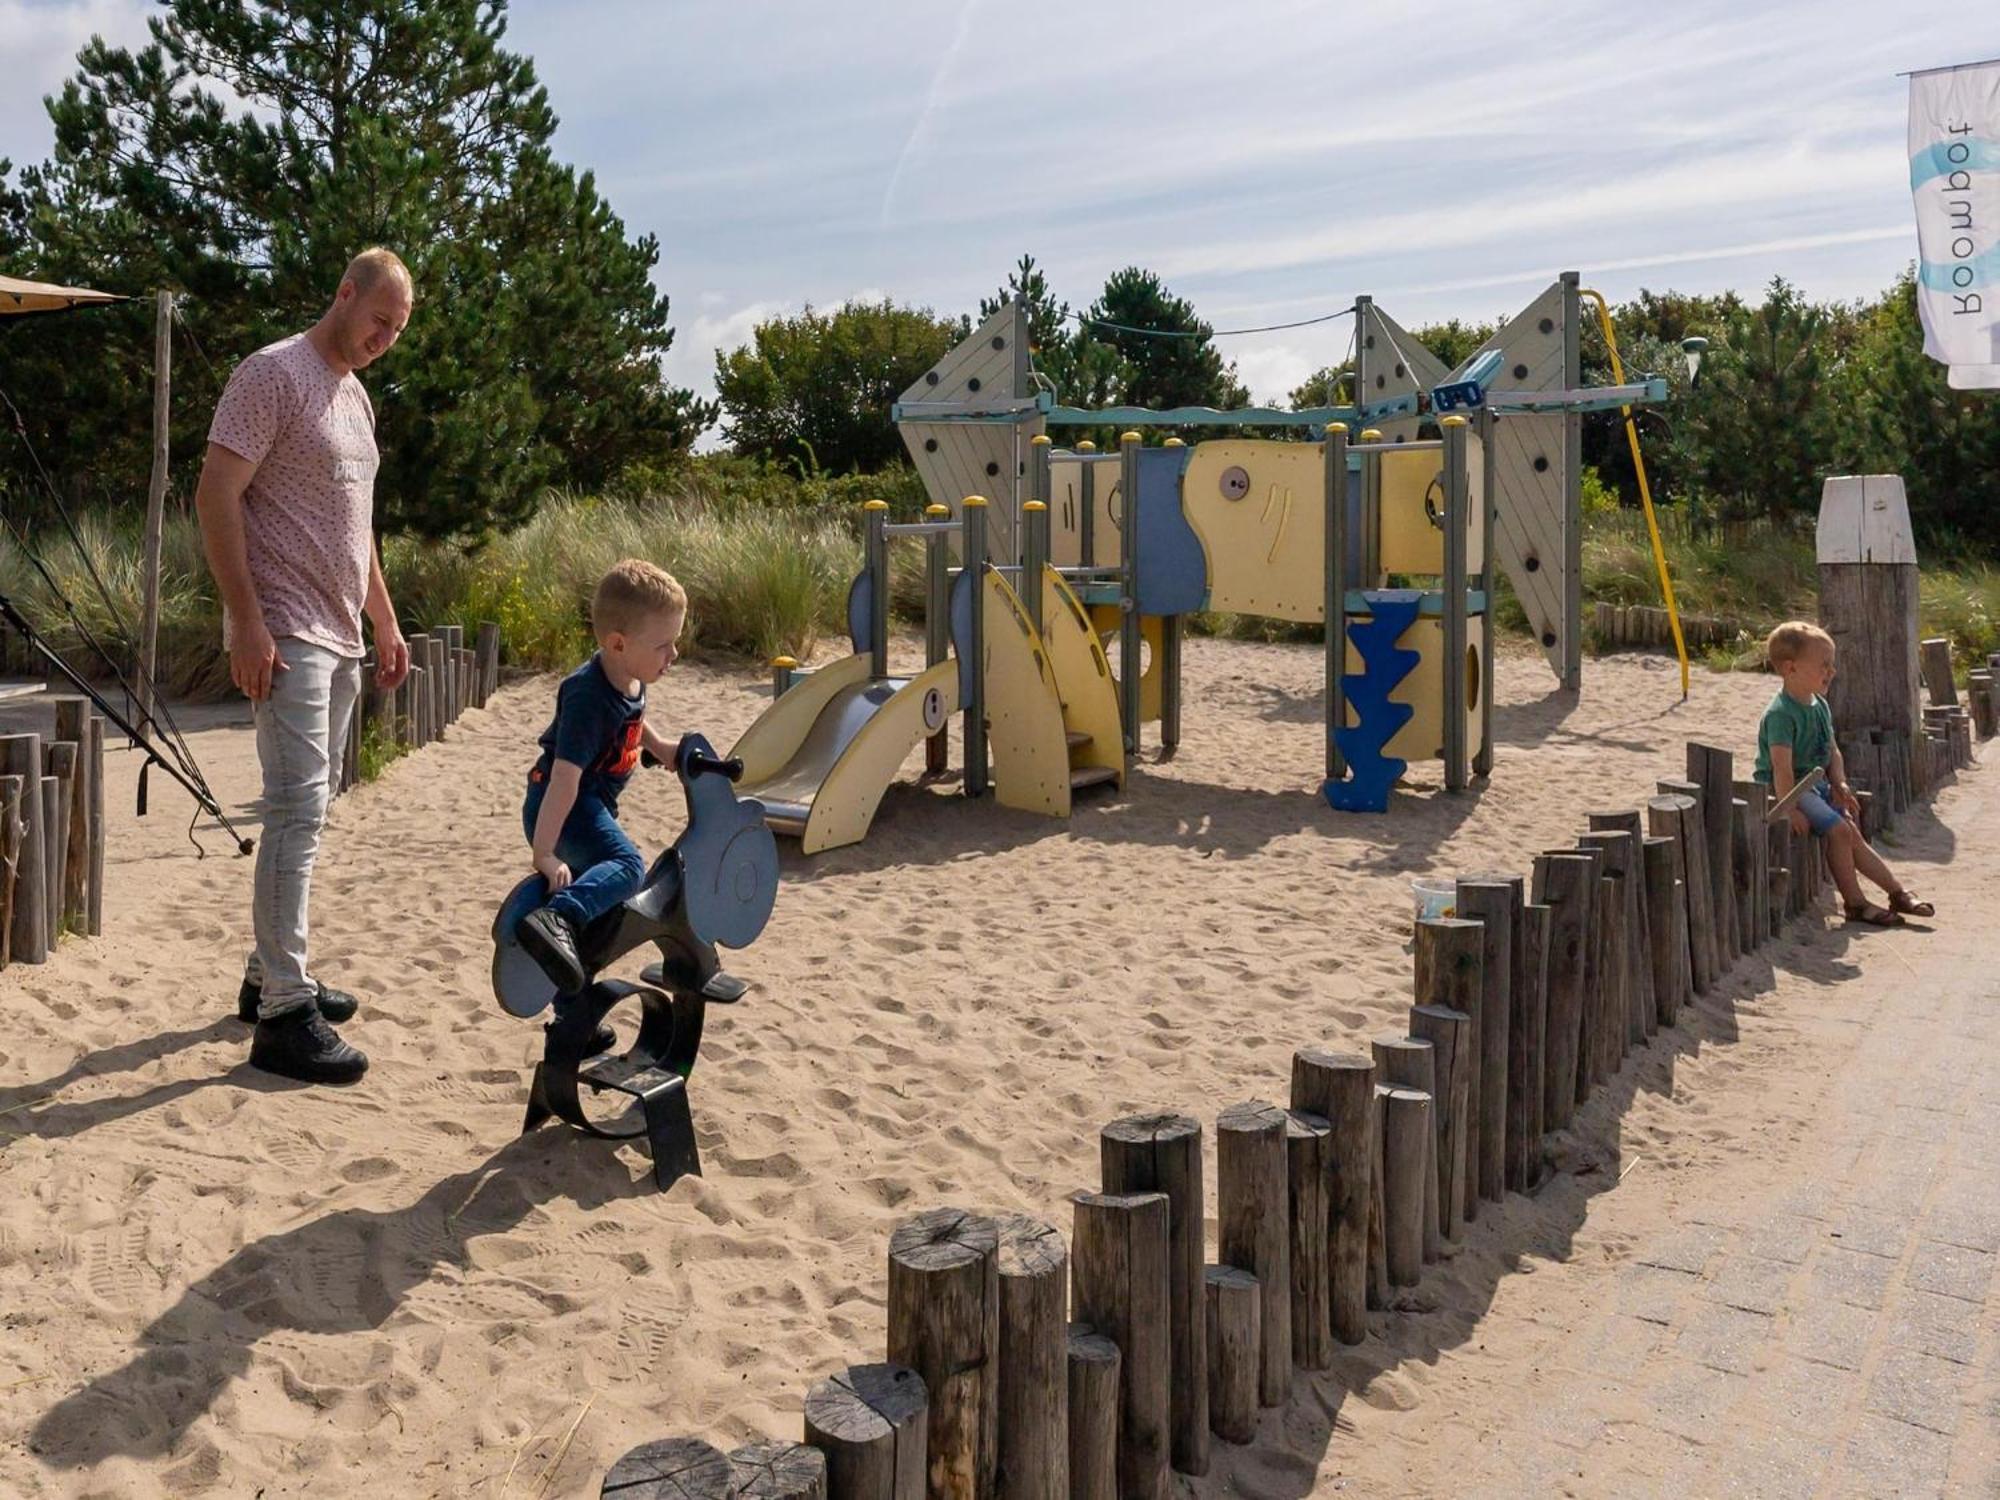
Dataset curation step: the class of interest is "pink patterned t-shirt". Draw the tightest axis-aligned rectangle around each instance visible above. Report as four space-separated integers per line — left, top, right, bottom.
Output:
207 333 376 658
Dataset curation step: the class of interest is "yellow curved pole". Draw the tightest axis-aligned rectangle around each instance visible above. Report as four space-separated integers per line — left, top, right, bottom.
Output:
1579 287 1690 701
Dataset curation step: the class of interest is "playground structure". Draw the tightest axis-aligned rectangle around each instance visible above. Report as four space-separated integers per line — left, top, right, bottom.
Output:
491 733 779 1190
729 272 1670 848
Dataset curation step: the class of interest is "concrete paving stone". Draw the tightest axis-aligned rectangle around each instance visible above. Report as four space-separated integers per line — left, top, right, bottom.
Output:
1693 1427 1837 1500
1866 1348 1969 1435
1577 1425 1707 1497
1676 1300 1778 1376
1884 1107 1955 1145
1833 1413 1954 1498
1617 1263 1700 1327
1566 1312 1668 1377
1886 1288 1983 1365
1735 1354 1860 1435
1925 1204 2000 1254
1772 1183 1840 1221
1703 1253 1801 1315
1826 1202 1917 1260
1906 1240 1998 1304
1523 1381 1621 1451
1637 1223 1732 1276
1783 1297 1877 1372
1645 1364 1751 1445
1937 1170 2000 1215
1744 1212 1821 1266
1844 1171 1935 1219
1810 1244 1899 1310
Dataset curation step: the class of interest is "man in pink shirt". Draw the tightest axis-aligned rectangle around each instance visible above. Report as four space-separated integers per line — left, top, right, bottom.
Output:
195 248 414 1085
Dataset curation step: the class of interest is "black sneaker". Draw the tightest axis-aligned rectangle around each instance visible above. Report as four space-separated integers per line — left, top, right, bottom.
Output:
235 978 360 1025
517 907 587 995
548 1015 619 1060
248 1008 369 1085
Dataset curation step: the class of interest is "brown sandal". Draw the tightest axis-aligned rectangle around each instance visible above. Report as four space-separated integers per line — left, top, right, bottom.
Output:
1844 901 1905 927
1888 890 1935 918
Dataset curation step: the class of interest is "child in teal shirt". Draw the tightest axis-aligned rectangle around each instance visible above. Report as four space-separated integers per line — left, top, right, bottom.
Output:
1754 621 1934 926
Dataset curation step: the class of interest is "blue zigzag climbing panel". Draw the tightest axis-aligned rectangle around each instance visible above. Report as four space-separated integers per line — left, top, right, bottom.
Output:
1322 590 1423 814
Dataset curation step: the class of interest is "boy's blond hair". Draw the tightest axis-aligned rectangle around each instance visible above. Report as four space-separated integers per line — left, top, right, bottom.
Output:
593 559 687 638
1766 620 1835 669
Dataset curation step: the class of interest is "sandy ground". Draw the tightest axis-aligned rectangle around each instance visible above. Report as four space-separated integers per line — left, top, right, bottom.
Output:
0 635 1970 1497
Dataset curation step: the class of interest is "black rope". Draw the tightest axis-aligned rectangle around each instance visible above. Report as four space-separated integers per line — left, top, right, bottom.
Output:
1069 304 1357 340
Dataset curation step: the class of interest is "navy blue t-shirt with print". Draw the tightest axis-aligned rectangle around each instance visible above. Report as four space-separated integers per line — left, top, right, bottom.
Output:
532 654 646 806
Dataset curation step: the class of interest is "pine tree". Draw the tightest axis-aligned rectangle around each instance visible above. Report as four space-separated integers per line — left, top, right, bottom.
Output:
1085 267 1248 411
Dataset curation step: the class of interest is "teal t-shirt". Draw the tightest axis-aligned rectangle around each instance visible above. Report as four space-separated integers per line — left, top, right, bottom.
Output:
1753 689 1835 785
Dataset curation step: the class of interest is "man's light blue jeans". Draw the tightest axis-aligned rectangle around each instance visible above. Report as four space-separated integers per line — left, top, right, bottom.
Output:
245 638 361 1020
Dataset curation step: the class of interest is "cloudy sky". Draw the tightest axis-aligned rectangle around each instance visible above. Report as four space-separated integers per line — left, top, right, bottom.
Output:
2 0 1986 421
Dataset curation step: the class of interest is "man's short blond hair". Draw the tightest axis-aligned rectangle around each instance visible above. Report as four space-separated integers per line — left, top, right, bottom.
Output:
593 558 687 638
342 247 413 299
1766 620 1835 668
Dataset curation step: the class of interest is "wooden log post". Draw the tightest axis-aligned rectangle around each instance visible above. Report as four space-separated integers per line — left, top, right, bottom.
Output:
1586 814 1654 1037
887 1208 999 1500
1577 829 1644 1052
732 1441 830 1500
427 635 449 737
45 748 74 946
0 776 20 968
1969 673 1996 739
1285 1111 1333 1367
1651 790 1714 993
1640 837 1682 1027
0 735 47 964
1529 853 1592 1131
405 632 430 736
602 1438 735 1500
1685 745 1740 969
1203 1267 1259 1445
1558 843 1604 1096
52 699 92 934
1731 781 1771 952
1820 476 1922 811
1514 902 1550 1189
1412 918 1480 1223
1099 1114 1205 1475
1379 1088 1429 1287
440 624 464 719
1365 1085 1389 1309
1289 1050 1373 1345
994 1216 1066 1500
804 1364 929 1500
1370 1036 1439 1261
1405 1007 1469 1241
1454 879 1514 1206
84 716 103 937
1767 818 1791 928
1920 636 1956 708
1216 1100 1289 1407
1065 1327 1119 1500
1590 863 1625 1083
1070 1191 1170 1500
477 620 501 706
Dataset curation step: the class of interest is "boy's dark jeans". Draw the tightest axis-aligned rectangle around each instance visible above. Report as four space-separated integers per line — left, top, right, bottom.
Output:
521 778 647 934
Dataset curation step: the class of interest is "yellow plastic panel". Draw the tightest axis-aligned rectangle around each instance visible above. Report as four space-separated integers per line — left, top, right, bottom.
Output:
984 569 1072 817
1181 440 1325 623
1342 612 1486 765
1379 443 1487 578
729 653 873 786
1040 567 1124 788
799 659 960 854
1049 458 1083 568
1090 605 1163 723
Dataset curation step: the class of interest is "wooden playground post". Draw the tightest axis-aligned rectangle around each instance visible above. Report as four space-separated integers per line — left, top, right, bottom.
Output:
137 289 171 732
1289 1049 1373 1344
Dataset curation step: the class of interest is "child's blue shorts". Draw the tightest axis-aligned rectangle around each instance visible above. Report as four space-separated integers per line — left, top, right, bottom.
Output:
1795 787 1844 838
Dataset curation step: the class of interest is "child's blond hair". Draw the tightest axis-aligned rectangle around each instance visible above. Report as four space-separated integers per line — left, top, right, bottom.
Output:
1766 620 1835 669
592 559 687 638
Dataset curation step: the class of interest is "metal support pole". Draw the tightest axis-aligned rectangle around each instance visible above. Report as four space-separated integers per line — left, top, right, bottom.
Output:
864 500 890 681
963 496 989 798
1077 439 1097 567
1160 438 1184 756
1324 422 1350 782
1118 431 1142 763
771 656 798 696
1022 501 1048 635
924 502 951 775
1441 416 1470 793
1560 270 1584 693
1474 406 1498 777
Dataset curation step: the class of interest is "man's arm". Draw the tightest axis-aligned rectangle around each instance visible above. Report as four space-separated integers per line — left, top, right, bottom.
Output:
364 540 411 690
193 442 285 702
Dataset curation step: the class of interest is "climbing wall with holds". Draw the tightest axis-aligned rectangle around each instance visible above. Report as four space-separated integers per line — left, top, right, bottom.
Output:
1356 302 1450 445
898 302 1043 561
1451 280 1577 686
1325 592 1423 813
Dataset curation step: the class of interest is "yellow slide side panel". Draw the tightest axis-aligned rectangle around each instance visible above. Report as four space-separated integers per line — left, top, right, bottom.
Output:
729 653 874 786
800 659 961 854
1040 567 1124 788
1088 606 1162 723
1378 442 1487 579
1182 440 1325 623
1342 613 1487 765
984 569 1073 818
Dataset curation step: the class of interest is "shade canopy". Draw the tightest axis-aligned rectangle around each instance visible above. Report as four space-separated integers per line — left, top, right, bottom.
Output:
0 273 128 318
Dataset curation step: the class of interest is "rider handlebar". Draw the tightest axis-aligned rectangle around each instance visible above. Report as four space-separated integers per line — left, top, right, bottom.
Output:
686 750 744 783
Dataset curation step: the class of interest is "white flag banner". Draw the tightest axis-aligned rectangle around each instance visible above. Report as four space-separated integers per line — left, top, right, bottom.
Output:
1909 60 2000 390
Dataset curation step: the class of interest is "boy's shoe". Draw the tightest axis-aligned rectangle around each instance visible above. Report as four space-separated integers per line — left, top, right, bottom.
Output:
248 1008 369 1085
547 1014 619 1060
235 978 359 1026
518 907 587 995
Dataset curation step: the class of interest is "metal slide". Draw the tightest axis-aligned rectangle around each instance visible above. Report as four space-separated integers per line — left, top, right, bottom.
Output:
745 676 919 833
